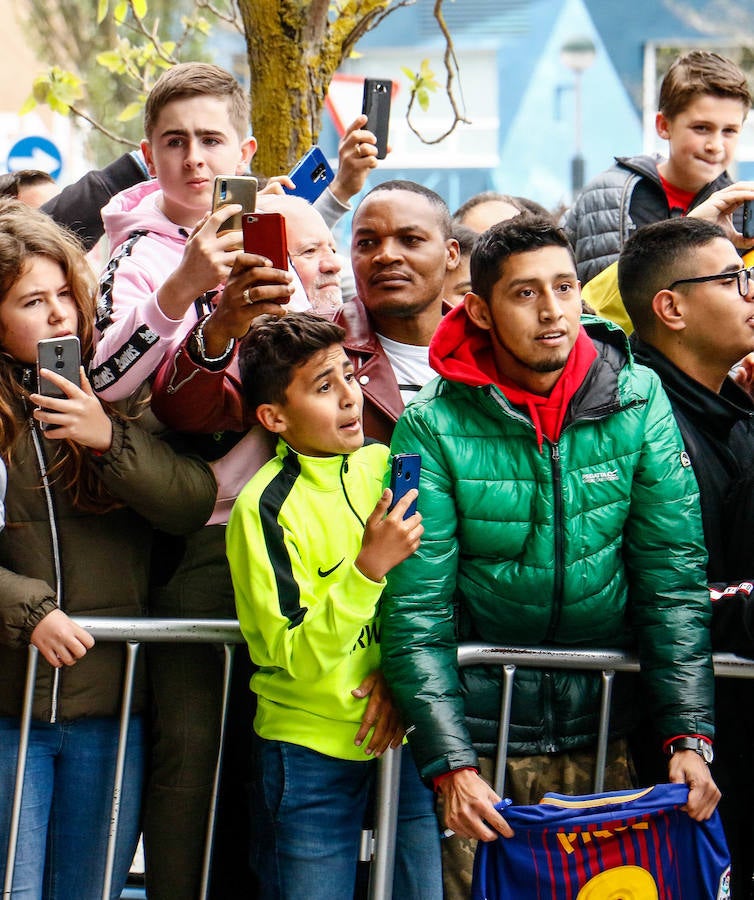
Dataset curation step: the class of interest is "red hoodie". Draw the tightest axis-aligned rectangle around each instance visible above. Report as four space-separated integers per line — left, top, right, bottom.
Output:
429 303 597 451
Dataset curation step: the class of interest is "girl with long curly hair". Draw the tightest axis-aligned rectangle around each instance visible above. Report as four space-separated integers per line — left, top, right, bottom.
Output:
0 200 216 899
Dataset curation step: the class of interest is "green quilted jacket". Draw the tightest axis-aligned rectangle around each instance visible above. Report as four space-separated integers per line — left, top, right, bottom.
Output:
381 314 713 783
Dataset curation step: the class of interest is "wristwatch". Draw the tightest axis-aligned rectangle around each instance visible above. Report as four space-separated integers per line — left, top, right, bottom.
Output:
666 737 714 764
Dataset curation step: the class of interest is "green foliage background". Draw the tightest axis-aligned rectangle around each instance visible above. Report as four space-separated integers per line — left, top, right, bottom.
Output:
19 0 213 165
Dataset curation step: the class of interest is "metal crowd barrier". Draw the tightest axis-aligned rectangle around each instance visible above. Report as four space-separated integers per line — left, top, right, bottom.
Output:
5 621 754 900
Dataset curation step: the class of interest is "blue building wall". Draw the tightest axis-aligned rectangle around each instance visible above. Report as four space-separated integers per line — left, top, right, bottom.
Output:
316 0 753 213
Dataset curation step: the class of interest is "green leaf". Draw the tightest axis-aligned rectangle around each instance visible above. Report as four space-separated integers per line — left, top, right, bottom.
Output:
417 89 430 112
131 0 148 17
117 101 144 122
32 81 50 104
113 0 128 23
96 50 126 72
400 66 417 81
47 94 72 115
96 0 109 24
19 94 37 116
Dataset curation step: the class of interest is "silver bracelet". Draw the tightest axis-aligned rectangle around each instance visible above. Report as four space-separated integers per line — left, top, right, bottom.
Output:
192 315 235 364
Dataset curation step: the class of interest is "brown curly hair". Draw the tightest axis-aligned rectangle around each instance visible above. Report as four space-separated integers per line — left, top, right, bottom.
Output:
0 200 119 512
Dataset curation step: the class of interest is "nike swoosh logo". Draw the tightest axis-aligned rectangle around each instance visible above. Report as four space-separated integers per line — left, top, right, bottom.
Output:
318 558 345 578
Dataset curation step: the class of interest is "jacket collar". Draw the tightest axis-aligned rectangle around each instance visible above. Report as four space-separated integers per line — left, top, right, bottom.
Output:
277 439 350 491
631 336 754 441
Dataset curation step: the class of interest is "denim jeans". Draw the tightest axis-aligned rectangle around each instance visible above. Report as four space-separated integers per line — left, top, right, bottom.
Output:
0 715 145 900
250 737 442 900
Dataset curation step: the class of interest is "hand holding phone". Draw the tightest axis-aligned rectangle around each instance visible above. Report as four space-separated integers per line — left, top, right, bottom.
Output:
242 213 288 270
283 148 334 203
361 79 392 160
212 176 258 234
388 453 421 518
37 336 81 400
743 199 754 239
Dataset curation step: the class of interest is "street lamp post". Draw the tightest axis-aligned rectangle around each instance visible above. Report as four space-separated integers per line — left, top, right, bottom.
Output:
560 37 597 197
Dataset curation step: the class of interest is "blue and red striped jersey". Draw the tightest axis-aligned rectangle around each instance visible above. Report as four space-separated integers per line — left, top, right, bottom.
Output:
472 783 730 899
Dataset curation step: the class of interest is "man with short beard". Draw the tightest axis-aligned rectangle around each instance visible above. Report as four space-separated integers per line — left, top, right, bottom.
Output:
336 180 460 443
380 215 720 899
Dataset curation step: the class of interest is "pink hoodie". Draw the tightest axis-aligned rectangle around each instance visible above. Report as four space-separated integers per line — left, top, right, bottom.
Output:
90 182 200 401
90 181 297 524
90 180 309 402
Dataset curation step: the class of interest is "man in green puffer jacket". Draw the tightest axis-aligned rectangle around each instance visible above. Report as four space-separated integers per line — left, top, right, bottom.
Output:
381 216 720 898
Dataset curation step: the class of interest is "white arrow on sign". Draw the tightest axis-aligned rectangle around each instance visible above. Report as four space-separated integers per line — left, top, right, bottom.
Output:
8 146 60 173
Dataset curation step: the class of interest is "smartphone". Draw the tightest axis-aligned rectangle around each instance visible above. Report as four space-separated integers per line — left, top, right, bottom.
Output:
744 199 754 239
361 78 393 160
284 147 334 203
37 336 81 428
212 175 258 234
389 453 421 518
242 212 288 270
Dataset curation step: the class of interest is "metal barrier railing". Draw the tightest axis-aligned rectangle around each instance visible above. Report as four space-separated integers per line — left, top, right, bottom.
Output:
3 619 243 900
5 622 754 900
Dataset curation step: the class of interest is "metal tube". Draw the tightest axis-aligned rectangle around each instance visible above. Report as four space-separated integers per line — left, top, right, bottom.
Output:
492 665 516 796
199 643 236 900
3 645 38 899
367 747 402 900
101 642 140 900
592 670 615 793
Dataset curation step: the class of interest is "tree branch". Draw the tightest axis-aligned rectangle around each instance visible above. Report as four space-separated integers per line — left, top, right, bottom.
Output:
126 0 179 66
405 0 470 144
68 105 140 148
338 0 415 60
198 0 243 32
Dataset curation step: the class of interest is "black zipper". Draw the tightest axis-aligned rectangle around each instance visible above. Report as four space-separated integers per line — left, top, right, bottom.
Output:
339 456 365 529
545 441 564 642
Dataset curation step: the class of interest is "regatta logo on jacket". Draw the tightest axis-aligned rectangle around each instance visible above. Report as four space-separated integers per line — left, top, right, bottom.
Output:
582 470 619 484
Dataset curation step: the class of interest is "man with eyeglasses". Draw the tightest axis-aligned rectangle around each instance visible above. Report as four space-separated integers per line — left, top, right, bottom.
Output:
619 216 754 899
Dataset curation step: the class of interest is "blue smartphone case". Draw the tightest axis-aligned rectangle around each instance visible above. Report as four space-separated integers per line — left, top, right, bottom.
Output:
284 147 334 203
389 453 421 518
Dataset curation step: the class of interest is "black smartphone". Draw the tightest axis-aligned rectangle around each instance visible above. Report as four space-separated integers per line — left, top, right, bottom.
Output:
284 147 334 203
37 336 81 429
242 212 288 270
389 453 421 518
212 175 258 234
361 78 392 160
744 199 754 239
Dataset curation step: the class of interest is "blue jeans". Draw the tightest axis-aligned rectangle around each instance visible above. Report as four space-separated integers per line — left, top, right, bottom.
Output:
250 738 442 900
0 716 145 900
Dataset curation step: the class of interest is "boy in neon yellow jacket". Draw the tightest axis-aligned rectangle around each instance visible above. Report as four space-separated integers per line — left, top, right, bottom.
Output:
226 312 441 900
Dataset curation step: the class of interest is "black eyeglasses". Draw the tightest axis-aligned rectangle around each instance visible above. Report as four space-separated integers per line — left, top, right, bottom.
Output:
668 266 754 297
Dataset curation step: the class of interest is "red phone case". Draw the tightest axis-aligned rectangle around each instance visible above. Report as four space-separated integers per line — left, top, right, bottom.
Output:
242 213 288 270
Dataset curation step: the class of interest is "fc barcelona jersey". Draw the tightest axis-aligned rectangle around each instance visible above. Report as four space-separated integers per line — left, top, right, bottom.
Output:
472 783 730 899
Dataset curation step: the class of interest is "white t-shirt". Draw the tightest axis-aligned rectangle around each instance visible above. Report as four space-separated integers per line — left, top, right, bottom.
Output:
376 333 435 408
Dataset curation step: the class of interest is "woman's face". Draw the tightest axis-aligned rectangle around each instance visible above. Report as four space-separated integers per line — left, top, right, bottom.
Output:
0 255 78 364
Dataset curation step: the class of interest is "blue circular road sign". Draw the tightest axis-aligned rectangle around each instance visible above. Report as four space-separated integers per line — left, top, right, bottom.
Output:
7 136 63 180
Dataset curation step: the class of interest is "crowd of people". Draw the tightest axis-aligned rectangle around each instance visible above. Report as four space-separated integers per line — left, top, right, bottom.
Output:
1 47 754 899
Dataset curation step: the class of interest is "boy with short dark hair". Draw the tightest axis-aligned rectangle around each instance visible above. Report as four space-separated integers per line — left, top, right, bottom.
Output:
563 49 752 286
226 312 442 900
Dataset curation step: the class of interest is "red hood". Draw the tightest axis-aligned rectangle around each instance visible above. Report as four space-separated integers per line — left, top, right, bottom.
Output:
429 302 503 386
429 303 598 451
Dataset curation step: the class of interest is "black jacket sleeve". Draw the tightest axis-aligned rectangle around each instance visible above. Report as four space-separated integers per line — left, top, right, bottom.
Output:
42 152 149 250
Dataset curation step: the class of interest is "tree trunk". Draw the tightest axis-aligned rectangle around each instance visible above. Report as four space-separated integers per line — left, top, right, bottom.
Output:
237 0 394 175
